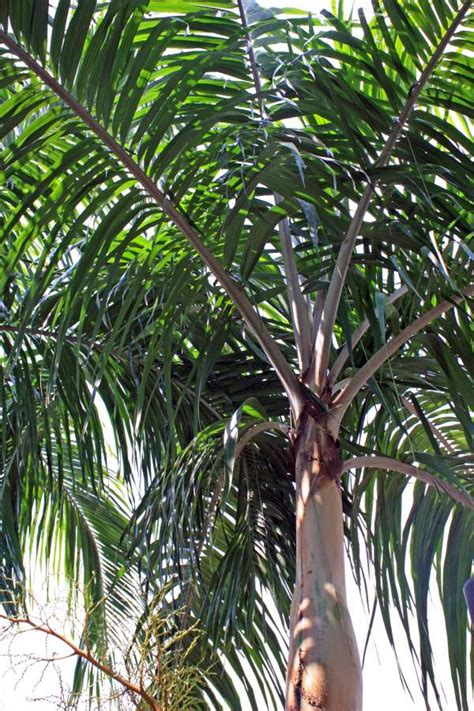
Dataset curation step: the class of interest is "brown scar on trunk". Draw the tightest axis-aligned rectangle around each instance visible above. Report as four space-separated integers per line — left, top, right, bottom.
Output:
289 395 341 483
288 649 327 710
290 406 342 496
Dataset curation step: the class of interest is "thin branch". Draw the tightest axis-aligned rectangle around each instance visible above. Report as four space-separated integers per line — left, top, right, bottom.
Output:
312 0 472 391
313 185 371 391
236 0 268 120
0 31 302 412
332 286 474 426
36 652 77 662
341 455 474 511
276 196 313 373
328 285 409 386
311 284 327 345
0 613 161 711
236 2 312 378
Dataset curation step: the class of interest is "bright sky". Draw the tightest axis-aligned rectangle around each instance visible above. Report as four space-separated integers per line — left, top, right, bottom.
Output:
0 1 468 710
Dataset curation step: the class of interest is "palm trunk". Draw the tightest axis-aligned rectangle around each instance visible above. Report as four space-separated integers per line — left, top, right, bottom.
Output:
286 414 362 711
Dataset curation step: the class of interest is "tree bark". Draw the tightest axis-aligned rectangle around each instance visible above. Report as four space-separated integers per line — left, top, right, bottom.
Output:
286 413 362 711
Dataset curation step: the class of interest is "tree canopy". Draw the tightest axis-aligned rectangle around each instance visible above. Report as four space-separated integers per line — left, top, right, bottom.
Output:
0 1 472 709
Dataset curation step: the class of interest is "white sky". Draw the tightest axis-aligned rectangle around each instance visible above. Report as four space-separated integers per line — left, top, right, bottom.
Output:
0 1 469 710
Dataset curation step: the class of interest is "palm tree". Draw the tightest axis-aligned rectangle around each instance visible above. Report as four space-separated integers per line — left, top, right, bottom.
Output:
0 0 472 709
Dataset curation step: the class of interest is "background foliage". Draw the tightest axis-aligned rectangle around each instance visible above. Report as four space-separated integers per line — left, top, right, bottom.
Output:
0 0 472 708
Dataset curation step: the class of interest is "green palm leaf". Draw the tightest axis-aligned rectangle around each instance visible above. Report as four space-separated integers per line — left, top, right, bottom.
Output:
0 0 472 708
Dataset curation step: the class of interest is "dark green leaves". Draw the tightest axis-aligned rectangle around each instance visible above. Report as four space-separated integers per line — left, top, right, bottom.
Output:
0 0 472 708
